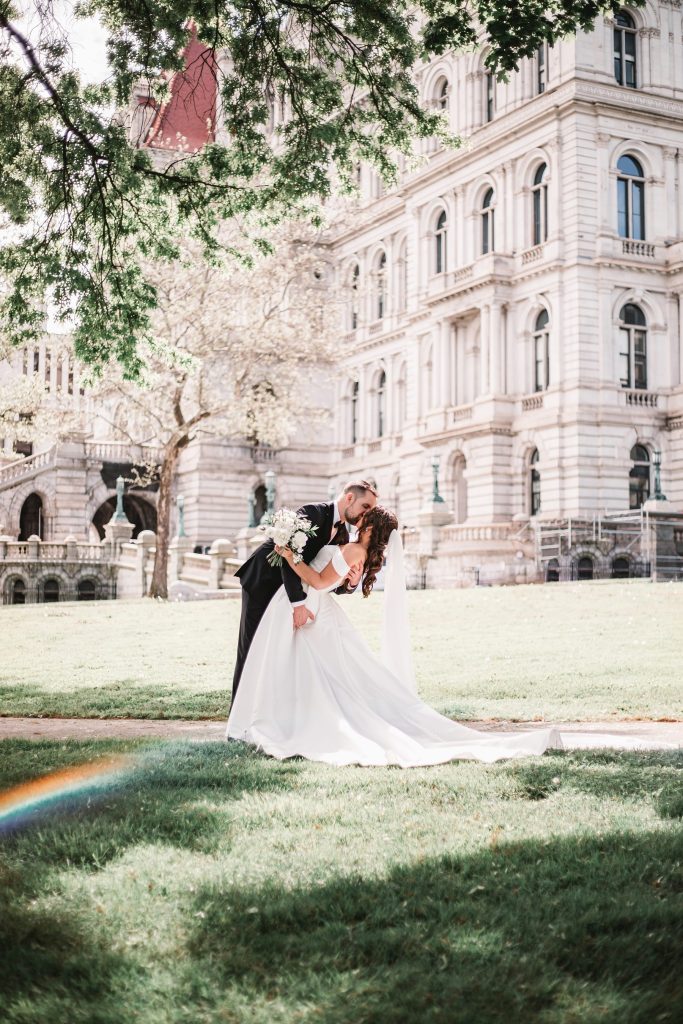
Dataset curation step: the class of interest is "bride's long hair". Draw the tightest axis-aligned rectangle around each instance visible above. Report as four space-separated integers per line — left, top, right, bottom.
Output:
355 505 399 598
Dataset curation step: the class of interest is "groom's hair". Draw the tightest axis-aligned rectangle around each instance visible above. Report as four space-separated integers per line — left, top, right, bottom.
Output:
342 478 378 499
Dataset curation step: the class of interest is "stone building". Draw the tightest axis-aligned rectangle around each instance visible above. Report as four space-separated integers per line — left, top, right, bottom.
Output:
1 3 683 599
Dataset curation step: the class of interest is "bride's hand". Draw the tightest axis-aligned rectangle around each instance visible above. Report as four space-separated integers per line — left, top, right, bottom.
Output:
275 545 294 563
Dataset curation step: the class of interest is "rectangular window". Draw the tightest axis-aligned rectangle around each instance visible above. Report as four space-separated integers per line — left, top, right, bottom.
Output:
624 33 636 88
486 74 494 122
537 45 546 94
634 330 647 389
613 31 623 85
632 180 644 240
617 178 629 238
619 329 631 387
533 191 541 246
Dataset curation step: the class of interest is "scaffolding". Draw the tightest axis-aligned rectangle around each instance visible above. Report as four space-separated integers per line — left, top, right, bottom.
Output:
535 507 683 582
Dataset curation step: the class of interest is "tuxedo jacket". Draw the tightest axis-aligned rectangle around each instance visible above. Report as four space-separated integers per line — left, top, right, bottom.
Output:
235 502 343 604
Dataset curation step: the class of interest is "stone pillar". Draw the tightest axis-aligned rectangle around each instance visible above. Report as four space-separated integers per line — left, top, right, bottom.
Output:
168 535 193 583
136 530 156 597
489 301 502 395
104 519 135 557
208 538 235 590
479 304 490 396
416 501 454 557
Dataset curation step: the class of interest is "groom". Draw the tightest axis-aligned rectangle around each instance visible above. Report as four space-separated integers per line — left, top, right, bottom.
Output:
232 478 378 698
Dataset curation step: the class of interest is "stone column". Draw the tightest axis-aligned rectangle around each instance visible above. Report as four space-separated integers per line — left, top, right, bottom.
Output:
168 535 193 583
439 321 452 408
489 301 503 395
479 304 490 396
208 538 235 590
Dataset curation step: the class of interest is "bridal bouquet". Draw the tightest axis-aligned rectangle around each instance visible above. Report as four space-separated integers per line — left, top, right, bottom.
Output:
259 507 318 567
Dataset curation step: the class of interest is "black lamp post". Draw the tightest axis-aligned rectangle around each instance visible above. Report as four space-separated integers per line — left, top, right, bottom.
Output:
652 449 666 501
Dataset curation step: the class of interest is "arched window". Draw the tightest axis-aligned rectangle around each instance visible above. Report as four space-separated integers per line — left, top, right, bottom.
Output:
619 304 647 390
484 71 495 122
350 380 359 443
77 578 98 601
529 448 541 516
612 556 630 578
617 155 645 240
375 252 387 320
42 577 60 603
435 210 447 274
19 493 43 541
614 11 637 88
577 556 594 581
253 484 267 524
546 559 560 582
11 578 26 605
435 77 449 112
481 188 495 255
536 43 548 94
533 310 550 392
350 263 360 331
376 370 386 437
629 444 650 509
532 163 548 245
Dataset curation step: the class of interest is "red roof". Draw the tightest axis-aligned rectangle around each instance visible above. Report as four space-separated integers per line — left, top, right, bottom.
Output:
143 31 217 152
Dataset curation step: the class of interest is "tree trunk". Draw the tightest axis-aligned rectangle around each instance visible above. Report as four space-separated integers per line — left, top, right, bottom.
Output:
149 442 180 599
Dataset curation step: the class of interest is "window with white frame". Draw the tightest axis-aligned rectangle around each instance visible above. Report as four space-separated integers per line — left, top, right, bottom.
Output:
618 303 647 390
536 43 548 94
484 71 495 122
435 77 449 111
533 310 550 392
376 370 386 437
532 163 548 245
529 448 541 516
616 155 645 240
613 11 637 88
435 210 447 274
375 252 386 320
350 263 360 330
350 380 359 443
629 444 650 508
481 188 495 254
397 241 407 311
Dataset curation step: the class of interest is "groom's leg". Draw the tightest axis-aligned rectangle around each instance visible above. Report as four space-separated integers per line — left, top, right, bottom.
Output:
232 587 272 700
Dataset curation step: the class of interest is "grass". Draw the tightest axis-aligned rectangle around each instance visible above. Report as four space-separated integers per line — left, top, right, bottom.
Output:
0 740 681 1023
1 582 682 721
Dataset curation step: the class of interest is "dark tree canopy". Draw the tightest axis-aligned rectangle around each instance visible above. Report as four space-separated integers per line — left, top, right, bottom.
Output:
0 1 638 375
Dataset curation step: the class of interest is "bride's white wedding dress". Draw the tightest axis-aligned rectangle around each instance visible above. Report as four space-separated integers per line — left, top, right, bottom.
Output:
227 545 564 766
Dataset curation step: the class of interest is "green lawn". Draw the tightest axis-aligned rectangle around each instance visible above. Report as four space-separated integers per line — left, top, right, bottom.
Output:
1 582 681 721
1 740 680 1023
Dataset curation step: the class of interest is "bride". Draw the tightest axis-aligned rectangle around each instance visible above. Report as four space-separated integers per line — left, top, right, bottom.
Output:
227 505 563 766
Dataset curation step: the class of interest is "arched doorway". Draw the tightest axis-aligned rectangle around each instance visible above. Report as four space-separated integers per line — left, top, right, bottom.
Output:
9 578 26 604
77 578 98 601
91 495 157 540
253 484 267 524
19 493 44 540
611 556 630 579
546 559 560 583
42 577 60 602
577 556 594 581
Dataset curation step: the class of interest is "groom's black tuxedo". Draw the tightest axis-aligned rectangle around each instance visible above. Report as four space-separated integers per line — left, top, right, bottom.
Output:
232 502 347 698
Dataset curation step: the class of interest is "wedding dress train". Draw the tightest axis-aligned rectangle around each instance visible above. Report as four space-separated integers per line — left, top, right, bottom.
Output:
227 545 564 766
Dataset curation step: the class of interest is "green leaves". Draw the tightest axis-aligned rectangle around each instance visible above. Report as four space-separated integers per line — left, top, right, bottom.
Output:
0 1 644 375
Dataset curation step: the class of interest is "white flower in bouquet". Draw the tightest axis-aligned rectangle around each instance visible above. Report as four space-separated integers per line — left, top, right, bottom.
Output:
259 507 318 566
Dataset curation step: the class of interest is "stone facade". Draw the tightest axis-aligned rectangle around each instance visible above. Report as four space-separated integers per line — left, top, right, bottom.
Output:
1 3 683 595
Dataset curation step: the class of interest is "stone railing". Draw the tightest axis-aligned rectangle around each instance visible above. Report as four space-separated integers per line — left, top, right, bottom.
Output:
521 244 544 264
522 393 544 411
0 445 57 488
452 404 473 422
438 523 519 544
0 536 108 562
341 445 356 460
622 388 659 409
85 441 161 463
621 240 655 259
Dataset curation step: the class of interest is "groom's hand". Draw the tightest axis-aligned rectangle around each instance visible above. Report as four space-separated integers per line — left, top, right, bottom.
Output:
292 606 315 630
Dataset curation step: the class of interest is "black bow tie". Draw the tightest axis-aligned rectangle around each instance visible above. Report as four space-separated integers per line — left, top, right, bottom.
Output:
332 520 349 545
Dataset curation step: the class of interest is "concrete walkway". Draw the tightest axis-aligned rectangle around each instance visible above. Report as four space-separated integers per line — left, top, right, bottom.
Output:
1 716 680 750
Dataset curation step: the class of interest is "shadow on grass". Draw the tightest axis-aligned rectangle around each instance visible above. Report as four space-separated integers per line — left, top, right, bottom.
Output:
187 829 682 1024
0 683 228 719
0 741 296 1023
508 749 683 814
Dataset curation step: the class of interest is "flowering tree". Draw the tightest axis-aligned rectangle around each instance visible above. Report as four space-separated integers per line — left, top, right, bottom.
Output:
0 0 636 375
91 221 339 597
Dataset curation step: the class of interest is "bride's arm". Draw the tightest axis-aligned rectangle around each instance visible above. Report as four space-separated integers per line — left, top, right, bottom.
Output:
277 544 365 590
